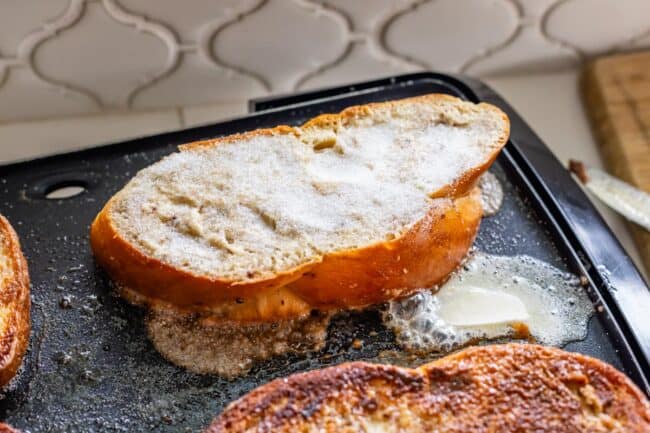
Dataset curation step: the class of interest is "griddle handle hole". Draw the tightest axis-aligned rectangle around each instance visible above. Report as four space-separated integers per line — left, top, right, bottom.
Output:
44 181 87 199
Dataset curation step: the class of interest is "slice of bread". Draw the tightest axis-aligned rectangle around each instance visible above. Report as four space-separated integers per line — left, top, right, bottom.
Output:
206 343 650 433
0 215 30 387
91 94 508 321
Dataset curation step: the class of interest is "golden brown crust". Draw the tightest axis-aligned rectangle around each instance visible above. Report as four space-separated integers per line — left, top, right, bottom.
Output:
288 188 482 308
0 215 30 387
206 344 650 433
90 94 507 322
91 203 314 319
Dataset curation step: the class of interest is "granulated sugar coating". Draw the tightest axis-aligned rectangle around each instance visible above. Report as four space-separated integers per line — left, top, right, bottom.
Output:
109 97 507 281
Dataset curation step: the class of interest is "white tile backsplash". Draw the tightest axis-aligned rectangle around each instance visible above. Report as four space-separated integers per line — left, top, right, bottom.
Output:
467 18 579 75
117 0 257 44
181 101 247 127
213 0 349 93
0 109 180 163
0 0 649 122
0 67 99 122
131 52 266 109
299 41 415 90
544 0 650 55
0 0 69 56
385 0 519 72
33 1 169 108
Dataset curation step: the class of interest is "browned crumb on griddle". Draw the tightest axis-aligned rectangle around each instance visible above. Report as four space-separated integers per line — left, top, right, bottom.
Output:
511 321 533 341
146 309 331 379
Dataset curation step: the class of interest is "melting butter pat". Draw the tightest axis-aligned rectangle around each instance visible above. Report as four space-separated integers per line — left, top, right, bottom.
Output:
383 252 594 353
437 286 529 327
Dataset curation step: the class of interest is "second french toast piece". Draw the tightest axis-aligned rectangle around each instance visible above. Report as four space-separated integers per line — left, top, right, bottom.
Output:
0 215 30 387
206 343 650 433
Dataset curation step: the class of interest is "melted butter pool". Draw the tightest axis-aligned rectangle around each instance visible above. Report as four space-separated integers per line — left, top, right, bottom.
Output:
383 252 593 353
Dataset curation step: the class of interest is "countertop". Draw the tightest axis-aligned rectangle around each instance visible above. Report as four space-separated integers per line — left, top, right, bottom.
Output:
0 70 646 279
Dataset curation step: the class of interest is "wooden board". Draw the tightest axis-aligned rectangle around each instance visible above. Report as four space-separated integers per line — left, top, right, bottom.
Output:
581 50 650 274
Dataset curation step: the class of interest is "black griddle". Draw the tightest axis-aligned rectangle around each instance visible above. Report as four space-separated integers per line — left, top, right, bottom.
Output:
0 73 649 432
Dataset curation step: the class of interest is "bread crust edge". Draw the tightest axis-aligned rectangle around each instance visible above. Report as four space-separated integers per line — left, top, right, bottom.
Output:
0 215 31 387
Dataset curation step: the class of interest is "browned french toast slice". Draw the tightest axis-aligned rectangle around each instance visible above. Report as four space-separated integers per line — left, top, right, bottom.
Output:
91 94 508 322
206 343 650 433
0 215 30 387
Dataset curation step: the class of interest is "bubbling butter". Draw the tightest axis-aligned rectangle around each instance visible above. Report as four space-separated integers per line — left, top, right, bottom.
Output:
383 252 593 353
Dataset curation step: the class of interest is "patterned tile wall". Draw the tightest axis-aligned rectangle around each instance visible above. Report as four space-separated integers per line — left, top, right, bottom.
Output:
1 0 649 122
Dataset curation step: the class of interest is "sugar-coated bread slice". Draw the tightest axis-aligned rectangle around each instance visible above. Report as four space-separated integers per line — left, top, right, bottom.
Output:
0 215 30 387
206 343 650 433
91 94 509 321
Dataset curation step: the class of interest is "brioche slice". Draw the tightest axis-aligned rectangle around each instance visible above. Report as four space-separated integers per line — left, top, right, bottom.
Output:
0 215 30 387
91 94 509 321
207 343 650 433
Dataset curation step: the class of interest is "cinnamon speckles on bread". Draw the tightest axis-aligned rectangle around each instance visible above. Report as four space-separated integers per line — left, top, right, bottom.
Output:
91 94 508 319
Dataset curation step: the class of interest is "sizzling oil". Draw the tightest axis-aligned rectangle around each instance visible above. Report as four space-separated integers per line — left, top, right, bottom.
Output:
383 252 593 353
